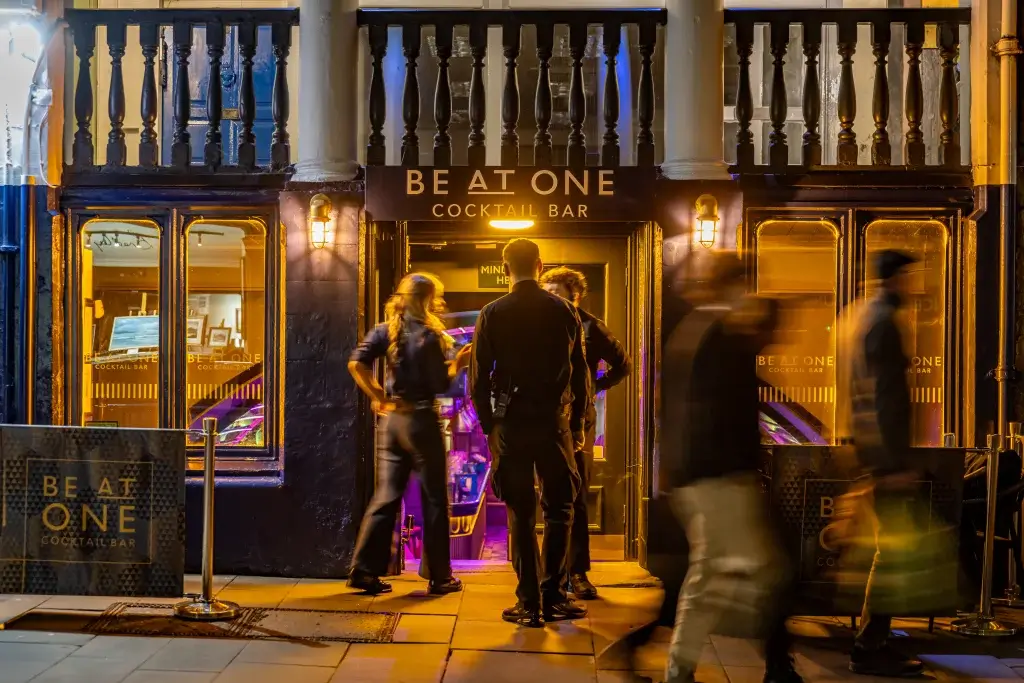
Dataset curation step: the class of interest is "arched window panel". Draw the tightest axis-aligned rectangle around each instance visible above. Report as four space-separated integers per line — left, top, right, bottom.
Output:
754 219 840 445
185 219 268 453
79 219 162 429
863 219 948 447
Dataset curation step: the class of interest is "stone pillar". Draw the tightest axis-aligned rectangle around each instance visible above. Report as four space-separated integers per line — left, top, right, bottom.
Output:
661 0 730 180
291 0 359 182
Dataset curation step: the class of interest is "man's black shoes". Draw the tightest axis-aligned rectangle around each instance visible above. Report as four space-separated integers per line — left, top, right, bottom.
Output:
764 656 804 683
346 572 392 595
849 645 925 677
502 602 543 627
543 598 589 621
569 573 599 600
428 576 464 595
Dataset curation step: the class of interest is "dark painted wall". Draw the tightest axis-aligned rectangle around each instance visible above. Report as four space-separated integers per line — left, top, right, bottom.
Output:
185 183 368 578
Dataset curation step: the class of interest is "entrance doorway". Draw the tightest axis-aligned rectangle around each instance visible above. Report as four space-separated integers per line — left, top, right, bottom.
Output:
368 221 660 568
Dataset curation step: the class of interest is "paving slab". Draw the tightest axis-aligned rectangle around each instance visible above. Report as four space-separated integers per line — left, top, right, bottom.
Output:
450 616 594 654
442 650 597 683
212 661 336 683
330 643 450 683
391 614 457 644
233 639 350 667
139 638 247 672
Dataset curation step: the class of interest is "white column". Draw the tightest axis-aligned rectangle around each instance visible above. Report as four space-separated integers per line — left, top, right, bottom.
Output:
661 0 730 180
292 0 359 182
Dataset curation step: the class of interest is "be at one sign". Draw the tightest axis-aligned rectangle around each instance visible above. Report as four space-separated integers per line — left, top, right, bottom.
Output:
364 166 656 222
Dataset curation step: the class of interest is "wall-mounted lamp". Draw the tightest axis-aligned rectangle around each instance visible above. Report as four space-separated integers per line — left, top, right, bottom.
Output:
693 194 720 249
489 219 534 230
309 194 333 249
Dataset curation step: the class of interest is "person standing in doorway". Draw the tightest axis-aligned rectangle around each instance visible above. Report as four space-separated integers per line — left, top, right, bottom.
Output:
540 266 632 600
470 238 591 627
846 250 925 678
347 272 471 596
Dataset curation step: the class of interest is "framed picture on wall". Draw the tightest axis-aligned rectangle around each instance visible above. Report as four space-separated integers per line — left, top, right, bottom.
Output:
186 316 207 345
208 326 231 348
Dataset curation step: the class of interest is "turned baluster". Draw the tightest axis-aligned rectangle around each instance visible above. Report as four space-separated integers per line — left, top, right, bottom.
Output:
602 22 621 168
801 21 822 167
636 18 656 168
567 22 588 168
367 25 388 167
139 23 159 167
433 22 453 167
836 19 858 166
71 19 96 168
501 21 521 167
204 20 225 170
734 18 755 170
468 21 487 168
271 20 292 170
237 20 257 170
871 21 891 166
170 21 194 168
105 21 127 167
401 23 421 167
534 22 554 167
939 22 961 167
768 20 789 170
904 20 926 167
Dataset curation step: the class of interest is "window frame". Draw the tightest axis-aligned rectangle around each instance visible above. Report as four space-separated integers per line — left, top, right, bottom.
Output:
65 206 284 476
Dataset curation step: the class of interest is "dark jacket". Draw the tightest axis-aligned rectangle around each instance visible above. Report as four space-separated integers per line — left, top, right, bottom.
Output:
659 297 778 491
351 319 450 402
469 280 590 435
849 290 911 472
578 307 632 393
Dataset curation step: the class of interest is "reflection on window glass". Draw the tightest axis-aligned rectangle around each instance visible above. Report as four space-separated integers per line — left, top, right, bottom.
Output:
864 220 948 447
185 220 266 450
755 220 839 445
80 220 161 428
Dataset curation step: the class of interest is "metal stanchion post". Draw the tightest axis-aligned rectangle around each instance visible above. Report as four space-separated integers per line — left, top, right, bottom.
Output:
995 423 1024 608
175 418 240 621
951 434 1018 635
943 433 957 448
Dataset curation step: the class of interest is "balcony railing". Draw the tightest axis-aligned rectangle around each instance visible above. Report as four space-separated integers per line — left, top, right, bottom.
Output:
64 8 299 184
357 9 667 169
725 8 971 172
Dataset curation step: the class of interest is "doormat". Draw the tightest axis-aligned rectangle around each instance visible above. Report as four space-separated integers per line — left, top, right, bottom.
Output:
4 603 400 643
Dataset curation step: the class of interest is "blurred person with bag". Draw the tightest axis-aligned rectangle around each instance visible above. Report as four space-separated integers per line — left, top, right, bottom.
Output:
658 251 800 683
844 250 926 677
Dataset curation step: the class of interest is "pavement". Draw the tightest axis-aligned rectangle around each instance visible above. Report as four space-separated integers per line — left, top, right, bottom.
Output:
2 561 1024 683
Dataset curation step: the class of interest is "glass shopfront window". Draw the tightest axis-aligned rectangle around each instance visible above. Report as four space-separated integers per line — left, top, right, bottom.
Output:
185 220 267 451
80 220 161 429
864 219 948 446
755 219 840 445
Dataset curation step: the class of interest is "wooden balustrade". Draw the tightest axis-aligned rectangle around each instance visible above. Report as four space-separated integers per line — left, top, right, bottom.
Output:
357 9 666 169
725 8 971 172
65 8 298 180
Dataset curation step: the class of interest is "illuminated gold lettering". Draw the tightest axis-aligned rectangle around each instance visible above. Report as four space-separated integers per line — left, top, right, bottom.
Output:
432 204 443 217
119 505 136 533
468 170 489 192
43 476 58 497
65 477 78 499
495 169 514 190
561 205 575 218
820 496 834 518
465 205 477 218
480 205 491 217
532 170 558 195
549 204 560 217
406 169 424 195
82 504 108 532
447 205 462 218
43 503 71 531
565 169 588 195
98 478 114 497
433 169 449 195
598 169 614 195
119 478 135 497
578 205 588 218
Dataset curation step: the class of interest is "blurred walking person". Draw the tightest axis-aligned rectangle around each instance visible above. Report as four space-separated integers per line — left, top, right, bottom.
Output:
347 272 471 596
659 252 800 683
846 250 925 678
541 266 632 600
470 238 590 627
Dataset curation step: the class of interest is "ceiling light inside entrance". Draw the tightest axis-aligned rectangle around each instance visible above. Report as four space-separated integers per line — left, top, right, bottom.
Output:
489 219 534 230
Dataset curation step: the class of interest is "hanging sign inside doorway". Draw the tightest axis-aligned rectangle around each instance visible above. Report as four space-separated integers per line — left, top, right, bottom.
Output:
478 262 510 289
364 167 657 222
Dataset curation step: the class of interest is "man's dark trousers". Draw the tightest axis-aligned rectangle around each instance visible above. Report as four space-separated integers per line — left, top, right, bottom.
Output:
493 415 580 609
568 408 597 574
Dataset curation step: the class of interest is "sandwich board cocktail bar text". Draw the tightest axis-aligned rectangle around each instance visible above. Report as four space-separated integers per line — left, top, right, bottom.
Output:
365 167 656 222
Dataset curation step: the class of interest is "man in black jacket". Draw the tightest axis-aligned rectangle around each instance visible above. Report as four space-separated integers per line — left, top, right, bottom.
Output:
540 266 633 600
470 239 591 627
847 250 925 678
659 253 800 683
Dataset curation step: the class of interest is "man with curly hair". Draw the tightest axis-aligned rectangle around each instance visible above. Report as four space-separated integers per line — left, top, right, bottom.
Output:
540 266 632 600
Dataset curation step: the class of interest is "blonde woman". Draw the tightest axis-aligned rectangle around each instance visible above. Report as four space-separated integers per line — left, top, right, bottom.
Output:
347 272 470 595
